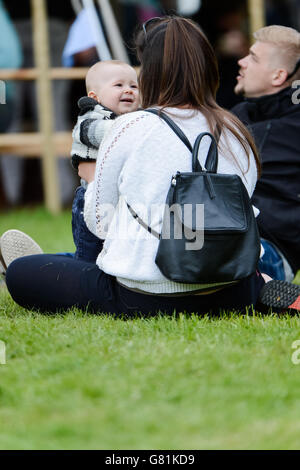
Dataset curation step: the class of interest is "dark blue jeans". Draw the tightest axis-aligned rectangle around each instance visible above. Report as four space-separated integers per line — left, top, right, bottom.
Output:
6 254 265 316
71 186 104 263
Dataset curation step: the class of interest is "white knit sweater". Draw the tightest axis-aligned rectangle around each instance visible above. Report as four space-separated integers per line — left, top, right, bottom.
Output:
84 108 258 294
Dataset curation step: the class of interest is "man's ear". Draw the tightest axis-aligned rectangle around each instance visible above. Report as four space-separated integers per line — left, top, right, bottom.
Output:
88 91 99 101
271 68 289 87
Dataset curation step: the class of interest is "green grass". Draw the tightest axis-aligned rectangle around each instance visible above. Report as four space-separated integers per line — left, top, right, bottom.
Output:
0 207 300 450
0 206 75 253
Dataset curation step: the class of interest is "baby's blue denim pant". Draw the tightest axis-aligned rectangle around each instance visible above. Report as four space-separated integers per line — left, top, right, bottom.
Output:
259 239 293 281
71 186 104 263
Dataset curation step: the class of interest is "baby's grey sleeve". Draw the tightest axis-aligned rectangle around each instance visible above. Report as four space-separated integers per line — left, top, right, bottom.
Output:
80 117 110 149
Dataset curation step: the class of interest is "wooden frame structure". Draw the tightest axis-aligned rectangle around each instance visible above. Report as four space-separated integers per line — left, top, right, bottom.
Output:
248 0 265 39
0 0 265 213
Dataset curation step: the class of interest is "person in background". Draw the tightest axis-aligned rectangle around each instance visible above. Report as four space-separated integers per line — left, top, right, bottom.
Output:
232 25 300 282
118 0 163 65
191 0 248 109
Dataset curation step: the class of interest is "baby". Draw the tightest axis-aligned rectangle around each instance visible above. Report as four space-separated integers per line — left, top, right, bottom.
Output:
71 59 139 170
71 60 139 262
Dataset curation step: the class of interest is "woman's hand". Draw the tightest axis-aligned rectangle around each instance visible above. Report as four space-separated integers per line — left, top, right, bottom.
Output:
78 162 96 183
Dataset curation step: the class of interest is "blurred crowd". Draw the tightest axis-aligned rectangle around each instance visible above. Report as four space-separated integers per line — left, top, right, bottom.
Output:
0 0 299 208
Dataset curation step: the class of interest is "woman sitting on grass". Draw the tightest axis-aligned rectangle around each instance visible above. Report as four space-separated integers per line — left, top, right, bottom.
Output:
5 16 300 314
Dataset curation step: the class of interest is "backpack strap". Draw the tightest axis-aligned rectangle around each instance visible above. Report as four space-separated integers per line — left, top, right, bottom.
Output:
126 203 161 240
193 132 218 173
146 108 219 172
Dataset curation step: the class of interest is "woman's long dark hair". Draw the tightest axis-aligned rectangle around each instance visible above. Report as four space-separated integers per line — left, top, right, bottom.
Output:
136 16 261 176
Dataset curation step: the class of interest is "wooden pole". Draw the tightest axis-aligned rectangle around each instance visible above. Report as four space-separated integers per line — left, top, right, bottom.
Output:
248 0 265 40
31 0 61 213
0 66 139 81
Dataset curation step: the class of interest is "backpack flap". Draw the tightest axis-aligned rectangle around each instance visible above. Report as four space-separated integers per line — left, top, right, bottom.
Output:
173 172 248 232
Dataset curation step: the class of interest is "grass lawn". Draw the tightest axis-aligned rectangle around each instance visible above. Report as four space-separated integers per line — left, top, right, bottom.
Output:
0 207 300 450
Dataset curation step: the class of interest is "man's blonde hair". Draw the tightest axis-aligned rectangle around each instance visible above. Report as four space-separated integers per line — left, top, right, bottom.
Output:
254 25 300 82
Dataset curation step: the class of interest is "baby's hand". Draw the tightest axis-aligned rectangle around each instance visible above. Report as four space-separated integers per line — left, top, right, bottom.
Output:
78 162 96 183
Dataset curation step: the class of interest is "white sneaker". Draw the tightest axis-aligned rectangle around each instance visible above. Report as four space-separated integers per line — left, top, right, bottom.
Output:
0 229 43 270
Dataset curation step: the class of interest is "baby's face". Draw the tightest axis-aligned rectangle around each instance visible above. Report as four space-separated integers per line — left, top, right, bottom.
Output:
92 64 139 115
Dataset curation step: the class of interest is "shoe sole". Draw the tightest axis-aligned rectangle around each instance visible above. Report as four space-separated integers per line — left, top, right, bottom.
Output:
0 229 43 269
259 280 300 311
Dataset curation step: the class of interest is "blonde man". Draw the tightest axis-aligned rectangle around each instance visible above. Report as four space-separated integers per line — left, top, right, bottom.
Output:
232 25 300 282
